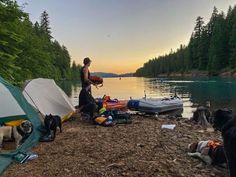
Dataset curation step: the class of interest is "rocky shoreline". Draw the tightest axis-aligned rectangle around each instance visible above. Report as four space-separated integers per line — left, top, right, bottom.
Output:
2 115 228 177
156 69 236 78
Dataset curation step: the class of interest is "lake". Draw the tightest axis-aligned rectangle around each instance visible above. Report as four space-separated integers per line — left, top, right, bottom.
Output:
57 77 236 118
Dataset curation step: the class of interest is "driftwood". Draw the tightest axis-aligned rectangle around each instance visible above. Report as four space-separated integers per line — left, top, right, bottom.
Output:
191 102 211 128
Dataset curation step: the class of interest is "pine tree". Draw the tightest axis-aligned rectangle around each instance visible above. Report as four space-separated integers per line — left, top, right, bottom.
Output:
207 6 218 37
71 61 81 80
192 16 205 69
0 0 24 81
40 10 52 38
134 6 234 77
208 14 226 75
229 20 236 68
198 26 210 70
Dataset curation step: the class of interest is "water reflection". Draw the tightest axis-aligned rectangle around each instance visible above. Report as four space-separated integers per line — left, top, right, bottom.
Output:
58 77 236 118
57 80 81 98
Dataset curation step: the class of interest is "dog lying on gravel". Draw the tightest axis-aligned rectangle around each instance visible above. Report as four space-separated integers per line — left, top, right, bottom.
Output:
211 109 236 177
188 140 227 166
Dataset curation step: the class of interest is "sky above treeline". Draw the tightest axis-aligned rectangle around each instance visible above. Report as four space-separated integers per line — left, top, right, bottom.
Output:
16 0 236 74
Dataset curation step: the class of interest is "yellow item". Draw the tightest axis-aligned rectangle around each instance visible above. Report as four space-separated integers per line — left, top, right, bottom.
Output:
99 107 106 115
4 119 26 126
62 111 75 123
95 116 107 125
103 103 107 108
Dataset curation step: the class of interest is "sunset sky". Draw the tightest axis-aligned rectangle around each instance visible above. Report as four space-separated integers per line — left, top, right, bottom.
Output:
17 0 236 74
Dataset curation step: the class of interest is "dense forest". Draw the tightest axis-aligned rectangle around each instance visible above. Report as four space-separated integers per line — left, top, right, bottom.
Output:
0 0 81 83
135 6 236 77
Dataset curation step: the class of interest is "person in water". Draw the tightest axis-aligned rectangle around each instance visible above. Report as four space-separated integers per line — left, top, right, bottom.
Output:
78 82 97 120
80 57 93 93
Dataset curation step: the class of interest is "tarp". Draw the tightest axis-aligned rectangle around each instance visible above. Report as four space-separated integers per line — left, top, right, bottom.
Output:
0 76 42 174
23 78 75 121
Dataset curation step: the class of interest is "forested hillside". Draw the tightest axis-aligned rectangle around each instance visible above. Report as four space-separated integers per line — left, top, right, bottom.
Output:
0 0 81 82
135 6 236 77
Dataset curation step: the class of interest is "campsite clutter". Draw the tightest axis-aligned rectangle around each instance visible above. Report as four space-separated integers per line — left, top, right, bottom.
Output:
0 76 232 177
93 95 131 126
0 76 42 172
0 77 76 173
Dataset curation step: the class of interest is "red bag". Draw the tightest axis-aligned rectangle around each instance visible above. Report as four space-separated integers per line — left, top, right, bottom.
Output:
89 75 103 86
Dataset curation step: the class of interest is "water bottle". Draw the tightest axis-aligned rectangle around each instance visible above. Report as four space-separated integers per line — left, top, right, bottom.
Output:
103 115 113 126
107 116 113 122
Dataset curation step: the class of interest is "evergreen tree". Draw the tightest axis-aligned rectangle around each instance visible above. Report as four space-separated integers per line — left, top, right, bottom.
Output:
229 20 236 68
207 6 218 37
198 26 210 70
228 6 236 68
71 61 81 80
187 34 194 69
135 6 235 77
192 16 204 69
0 0 77 82
208 14 226 74
40 10 52 38
0 0 25 81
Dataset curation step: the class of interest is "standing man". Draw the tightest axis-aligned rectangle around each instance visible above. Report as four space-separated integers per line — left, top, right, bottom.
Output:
80 57 93 93
78 57 97 120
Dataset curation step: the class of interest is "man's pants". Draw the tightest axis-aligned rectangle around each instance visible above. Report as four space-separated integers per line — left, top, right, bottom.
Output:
81 103 97 119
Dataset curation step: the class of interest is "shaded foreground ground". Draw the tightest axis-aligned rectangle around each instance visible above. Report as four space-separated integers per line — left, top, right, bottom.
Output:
2 115 228 177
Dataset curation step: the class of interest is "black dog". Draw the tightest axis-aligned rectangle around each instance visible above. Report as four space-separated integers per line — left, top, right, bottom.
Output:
212 109 236 177
44 114 62 139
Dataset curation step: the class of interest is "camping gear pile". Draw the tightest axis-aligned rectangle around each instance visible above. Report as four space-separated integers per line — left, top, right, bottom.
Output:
94 95 131 126
96 95 128 111
93 91 184 126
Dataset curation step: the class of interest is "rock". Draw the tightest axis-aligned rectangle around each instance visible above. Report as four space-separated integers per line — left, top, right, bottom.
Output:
107 162 125 168
88 161 95 164
137 143 144 147
206 128 214 132
197 130 205 133
210 172 216 177
64 168 70 173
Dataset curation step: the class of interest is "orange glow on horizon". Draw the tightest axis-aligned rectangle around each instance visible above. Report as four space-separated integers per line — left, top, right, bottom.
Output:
72 57 147 74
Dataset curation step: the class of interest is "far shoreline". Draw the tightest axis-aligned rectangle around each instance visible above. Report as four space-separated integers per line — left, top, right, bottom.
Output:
135 69 236 78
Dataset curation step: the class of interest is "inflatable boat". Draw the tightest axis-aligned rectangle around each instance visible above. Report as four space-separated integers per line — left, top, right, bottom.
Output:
127 96 183 114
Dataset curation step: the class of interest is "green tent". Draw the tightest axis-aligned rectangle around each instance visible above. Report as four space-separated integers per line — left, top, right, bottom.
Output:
0 76 42 174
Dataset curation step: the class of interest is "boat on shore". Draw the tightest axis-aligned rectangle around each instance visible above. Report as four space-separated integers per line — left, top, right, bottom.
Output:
127 96 183 114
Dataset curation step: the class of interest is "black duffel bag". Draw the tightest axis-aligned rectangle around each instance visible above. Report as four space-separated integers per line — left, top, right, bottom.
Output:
111 110 132 124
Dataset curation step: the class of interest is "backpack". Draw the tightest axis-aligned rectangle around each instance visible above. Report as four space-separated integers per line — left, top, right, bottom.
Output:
103 110 132 124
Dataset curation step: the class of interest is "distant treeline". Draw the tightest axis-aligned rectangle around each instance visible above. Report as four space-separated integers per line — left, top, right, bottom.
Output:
135 6 236 77
92 72 134 78
0 0 81 83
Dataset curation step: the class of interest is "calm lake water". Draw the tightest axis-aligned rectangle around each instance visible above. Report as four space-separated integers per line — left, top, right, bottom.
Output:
57 77 236 118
